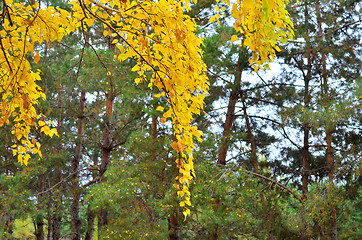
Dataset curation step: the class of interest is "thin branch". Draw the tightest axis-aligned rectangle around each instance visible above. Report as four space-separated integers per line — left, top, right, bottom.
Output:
35 167 96 196
241 168 303 203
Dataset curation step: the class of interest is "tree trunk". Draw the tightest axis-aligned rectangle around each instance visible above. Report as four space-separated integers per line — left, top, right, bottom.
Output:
326 132 333 184
100 88 114 178
71 90 85 240
47 202 52 240
242 100 274 240
326 130 337 239
85 140 100 239
217 52 243 165
51 165 62 240
152 116 157 139
5 214 14 235
151 115 158 161
168 213 179 240
52 83 63 240
35 174 45 240
301 125 310 199
84 208 96 240
215 50 244 239
52 215 61 240
34 214 44 240
98 88 114 231
300 4 313 239
301 46 311 199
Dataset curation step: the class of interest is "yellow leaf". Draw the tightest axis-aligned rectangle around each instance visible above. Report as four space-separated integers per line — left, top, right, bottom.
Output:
34 51 40 64
231 35 238 42
84 18 94 27
183 208 191 219
103 30 110 37
160 117 166 124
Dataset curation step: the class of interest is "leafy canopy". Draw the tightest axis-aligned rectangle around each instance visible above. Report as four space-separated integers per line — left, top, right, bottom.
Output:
0 0 293 217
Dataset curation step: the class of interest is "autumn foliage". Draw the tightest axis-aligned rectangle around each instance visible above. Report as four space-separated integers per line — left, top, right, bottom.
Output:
0 0 293 217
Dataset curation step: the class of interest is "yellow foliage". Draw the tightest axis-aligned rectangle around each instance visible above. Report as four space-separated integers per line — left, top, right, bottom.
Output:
0 0 293 217
230 0 294 70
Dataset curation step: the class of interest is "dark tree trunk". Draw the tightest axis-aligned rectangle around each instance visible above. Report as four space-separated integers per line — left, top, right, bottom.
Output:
52 215 61 240
299 4 313 239
84 143 100 240
34 214 44 240
152 116 157 139
151 116 158 161
98 88 114 233
217 52 243 165
242 100 273 240
5 214 14 235
47 202 52 240
35 174 45 240
100 88 114 178
242 101 259 174
215 50 244 239
301 50 311 199
210 226 218 240
84 208 96 240
52 83 63 240
301 125 310 198
326 130 337 240
51 167 62 240
71 90 86 240
168 213 179 240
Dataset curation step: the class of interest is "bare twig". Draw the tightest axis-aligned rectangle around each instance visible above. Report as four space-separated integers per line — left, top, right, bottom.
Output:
241 168 303 203
35 167 97 196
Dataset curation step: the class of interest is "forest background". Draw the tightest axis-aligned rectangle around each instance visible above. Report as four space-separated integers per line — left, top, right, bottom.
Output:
0 0 361 239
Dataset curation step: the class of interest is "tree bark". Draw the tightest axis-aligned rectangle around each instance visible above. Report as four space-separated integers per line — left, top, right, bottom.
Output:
301 38 311 199
168 213 179 240
98 88 114 232
326 130 337 240
151 115 158 161
84 141 100 239
34 215 44 240
51 83 63 240
84 208 96 240
34 173 45 240
100 88 114 178
71 90 85 240
5 214 14 235
301 125 310 199
152 116 157 139
300 4 313 239
217 52 243 165
51 214 61 240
